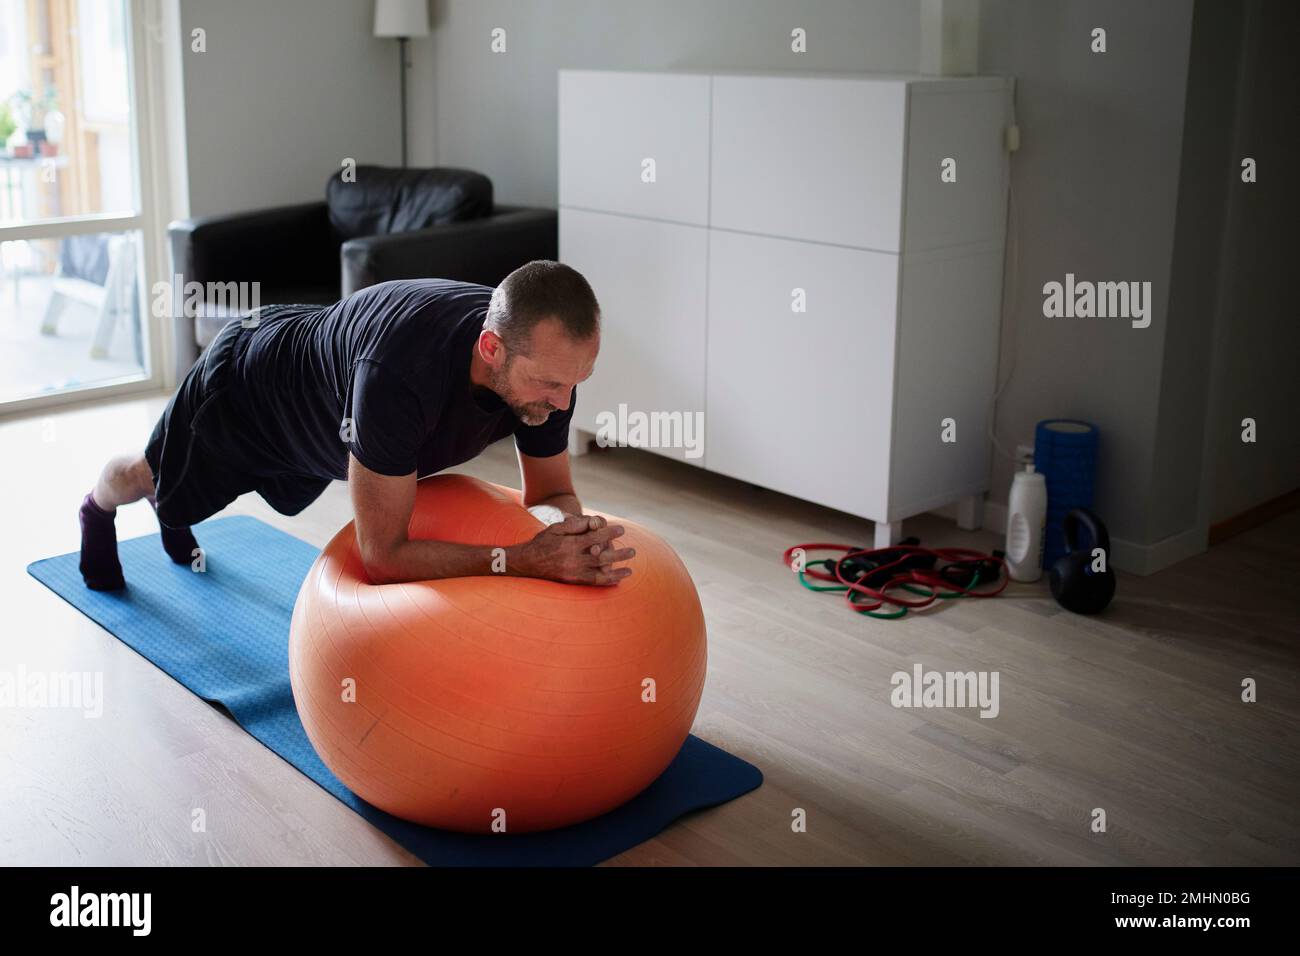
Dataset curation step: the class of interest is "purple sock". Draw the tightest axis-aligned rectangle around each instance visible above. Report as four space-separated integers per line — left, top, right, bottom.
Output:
149 498 199 565
79 492 125 591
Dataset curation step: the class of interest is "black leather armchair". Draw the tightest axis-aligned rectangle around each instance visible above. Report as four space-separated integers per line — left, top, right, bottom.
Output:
166 165 558 380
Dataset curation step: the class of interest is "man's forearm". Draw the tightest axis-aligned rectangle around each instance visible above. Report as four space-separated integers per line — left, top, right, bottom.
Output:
360 494 585 584
364 538 530 585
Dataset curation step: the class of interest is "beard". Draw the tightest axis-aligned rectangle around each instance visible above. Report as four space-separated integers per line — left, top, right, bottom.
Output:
487 361 555 426
515 404 553 427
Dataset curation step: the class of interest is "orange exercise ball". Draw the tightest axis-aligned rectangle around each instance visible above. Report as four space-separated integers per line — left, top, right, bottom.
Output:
288 474 707 833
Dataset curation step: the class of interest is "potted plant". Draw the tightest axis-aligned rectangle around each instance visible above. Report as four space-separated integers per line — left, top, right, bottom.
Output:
10 86 59 156
0 101 16 152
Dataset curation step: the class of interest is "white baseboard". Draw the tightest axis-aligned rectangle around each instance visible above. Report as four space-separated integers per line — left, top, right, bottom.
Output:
1109 525 1207 576
927 499 1207 576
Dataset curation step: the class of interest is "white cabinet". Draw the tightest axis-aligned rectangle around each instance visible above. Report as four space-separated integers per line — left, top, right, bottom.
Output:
558 71 711 225
890 245 1006 519
706 229 898 518
902 84 1011 252
561 208 708 466
559 68 1011 541
709 74 907 251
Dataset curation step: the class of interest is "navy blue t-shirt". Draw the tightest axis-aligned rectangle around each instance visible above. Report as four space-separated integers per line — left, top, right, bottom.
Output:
225 279 575 480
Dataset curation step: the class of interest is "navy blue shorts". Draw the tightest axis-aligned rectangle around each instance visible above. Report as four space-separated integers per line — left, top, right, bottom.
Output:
144 320 330 529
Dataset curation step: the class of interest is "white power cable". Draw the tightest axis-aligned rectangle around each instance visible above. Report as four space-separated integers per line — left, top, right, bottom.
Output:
988 83 1022 464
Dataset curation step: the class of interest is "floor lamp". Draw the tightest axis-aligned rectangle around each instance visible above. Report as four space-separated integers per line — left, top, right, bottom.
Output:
374 0 430 167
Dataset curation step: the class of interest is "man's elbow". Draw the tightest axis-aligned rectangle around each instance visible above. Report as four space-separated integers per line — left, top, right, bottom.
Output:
358 540 403 585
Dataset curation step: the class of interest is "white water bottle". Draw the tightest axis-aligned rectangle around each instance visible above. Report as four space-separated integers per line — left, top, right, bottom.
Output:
1005 464 1047 582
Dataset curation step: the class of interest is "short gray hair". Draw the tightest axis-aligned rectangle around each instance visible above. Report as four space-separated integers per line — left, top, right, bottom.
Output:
485 260 600 358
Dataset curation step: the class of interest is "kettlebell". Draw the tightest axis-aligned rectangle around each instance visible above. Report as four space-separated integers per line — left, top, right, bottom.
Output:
1049 508 1116 614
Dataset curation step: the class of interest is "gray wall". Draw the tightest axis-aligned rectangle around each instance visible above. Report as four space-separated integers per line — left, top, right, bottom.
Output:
1202 0 1300 524
421 0 920 204
1148 0 1242 543
178 0 401 217
977 0 1195 551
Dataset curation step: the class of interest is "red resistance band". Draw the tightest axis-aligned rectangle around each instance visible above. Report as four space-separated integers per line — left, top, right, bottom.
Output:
782 543 1009 615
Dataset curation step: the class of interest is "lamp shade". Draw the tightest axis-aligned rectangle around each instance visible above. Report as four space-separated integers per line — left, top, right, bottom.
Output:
374 0 429 38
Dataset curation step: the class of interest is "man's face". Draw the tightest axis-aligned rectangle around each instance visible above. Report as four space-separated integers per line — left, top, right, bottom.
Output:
483 318 598 427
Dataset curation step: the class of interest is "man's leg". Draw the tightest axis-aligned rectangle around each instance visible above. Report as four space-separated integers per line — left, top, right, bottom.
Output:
257 474 332 517
80 451 202 590
83 318 257 589
91 452 154 510
79 453 153 591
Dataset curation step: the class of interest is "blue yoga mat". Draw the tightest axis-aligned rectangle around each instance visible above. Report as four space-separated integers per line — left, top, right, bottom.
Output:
27 516 762 866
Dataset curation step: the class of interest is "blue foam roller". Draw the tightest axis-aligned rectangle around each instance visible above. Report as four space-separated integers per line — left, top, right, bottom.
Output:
1033 419 1099 569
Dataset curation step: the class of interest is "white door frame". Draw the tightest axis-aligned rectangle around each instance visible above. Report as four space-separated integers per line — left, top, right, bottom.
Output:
0 0 188 416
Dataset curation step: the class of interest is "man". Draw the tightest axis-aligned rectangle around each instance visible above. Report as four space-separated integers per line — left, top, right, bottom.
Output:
78 261 634 590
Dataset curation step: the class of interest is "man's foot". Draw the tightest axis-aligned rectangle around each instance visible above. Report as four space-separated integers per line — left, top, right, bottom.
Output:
148 498 199 565
79 491 126 591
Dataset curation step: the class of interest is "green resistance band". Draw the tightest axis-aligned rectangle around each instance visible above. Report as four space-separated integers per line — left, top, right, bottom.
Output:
796 559 982 620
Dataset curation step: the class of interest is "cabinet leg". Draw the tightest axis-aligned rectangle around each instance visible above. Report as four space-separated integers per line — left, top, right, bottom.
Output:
568 426 593 457
956 494 984 531
873 520 902 549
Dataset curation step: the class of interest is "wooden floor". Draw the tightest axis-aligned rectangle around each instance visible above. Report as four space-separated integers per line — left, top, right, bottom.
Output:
3 390 1298 866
